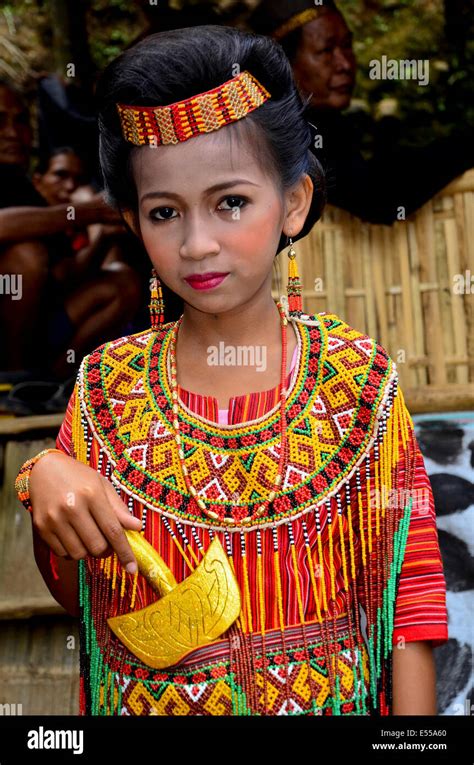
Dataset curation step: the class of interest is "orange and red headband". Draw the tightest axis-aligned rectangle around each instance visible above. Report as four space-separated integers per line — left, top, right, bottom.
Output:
116 70 271 147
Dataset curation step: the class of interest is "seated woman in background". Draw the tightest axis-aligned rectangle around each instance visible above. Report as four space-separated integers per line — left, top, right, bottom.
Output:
31 146 144 380
0 84 144 408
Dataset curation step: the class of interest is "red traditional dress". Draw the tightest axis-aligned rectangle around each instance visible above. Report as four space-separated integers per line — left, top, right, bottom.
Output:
54 310 448 716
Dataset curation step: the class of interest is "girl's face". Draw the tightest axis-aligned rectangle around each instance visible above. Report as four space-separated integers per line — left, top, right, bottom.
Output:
131 127 309 315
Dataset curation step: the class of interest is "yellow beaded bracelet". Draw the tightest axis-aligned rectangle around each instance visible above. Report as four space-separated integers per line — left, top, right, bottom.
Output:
14 448 64 513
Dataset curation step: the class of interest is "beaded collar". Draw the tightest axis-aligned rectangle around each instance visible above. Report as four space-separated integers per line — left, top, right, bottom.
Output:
167 318 301 430
78 312 394 530
151 312 307 437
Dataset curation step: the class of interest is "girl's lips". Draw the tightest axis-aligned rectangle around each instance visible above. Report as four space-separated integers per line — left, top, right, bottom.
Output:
184 273 229 290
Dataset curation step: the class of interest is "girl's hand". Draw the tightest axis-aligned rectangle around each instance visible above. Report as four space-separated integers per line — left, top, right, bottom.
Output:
29 451 142 573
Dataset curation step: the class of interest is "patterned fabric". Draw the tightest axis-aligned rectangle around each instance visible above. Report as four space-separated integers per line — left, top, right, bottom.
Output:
117 71 271 147
55 309 448 716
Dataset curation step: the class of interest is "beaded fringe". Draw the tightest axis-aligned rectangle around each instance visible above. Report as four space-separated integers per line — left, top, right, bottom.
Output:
73 372 415 716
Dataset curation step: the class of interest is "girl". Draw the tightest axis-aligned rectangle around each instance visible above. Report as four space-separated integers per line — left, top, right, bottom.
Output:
15 26 448 716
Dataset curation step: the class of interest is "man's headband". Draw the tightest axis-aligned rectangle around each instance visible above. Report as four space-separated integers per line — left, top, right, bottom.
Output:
272 8 322 41
116 70 271 147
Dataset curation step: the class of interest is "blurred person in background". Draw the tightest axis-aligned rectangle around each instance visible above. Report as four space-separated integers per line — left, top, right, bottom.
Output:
249 0 474 224
31 147 143 378
0 81 143 412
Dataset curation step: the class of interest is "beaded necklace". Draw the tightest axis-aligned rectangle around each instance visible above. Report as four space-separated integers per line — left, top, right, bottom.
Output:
168 300 288 525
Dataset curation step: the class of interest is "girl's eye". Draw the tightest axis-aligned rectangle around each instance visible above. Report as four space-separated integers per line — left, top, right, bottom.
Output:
148 196 247 222
149 207 177 222
217 195 248 211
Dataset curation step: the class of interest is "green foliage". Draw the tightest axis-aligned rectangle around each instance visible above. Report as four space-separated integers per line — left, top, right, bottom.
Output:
87 0 142 70
341 0 474 144
1 0 472 147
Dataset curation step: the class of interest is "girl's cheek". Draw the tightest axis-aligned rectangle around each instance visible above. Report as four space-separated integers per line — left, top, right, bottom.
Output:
140 224 170 261
223 208 281 253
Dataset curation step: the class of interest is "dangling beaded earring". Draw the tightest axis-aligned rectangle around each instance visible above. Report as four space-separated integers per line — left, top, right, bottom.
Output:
149 267 165 330
286 236 303 317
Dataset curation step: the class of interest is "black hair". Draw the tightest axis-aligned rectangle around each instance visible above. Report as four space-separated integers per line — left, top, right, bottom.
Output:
95 25 326 254
278 28 304 64
34 145 85 175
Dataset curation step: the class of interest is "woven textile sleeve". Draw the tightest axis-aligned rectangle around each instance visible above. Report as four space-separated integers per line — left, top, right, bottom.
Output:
56 384 76 455
391 422 448 648
354 384 448 662
56 357 94 466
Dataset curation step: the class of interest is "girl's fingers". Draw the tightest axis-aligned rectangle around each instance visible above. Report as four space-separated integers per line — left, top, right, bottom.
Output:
51 522 89 561
100 478 142 529
43 530 69 558
66 506 113 559
88 480 140 573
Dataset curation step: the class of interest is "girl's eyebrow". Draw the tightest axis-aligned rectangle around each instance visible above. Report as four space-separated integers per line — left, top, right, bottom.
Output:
140 178 261 204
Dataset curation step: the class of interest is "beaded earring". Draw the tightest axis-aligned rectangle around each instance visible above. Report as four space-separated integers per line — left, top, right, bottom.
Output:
286 236 303 316
149 268 165 330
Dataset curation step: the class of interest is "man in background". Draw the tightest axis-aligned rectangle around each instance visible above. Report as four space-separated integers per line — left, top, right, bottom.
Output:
249 0 474 224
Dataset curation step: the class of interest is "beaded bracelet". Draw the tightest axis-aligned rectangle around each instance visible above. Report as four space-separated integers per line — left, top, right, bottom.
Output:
15 448 65 512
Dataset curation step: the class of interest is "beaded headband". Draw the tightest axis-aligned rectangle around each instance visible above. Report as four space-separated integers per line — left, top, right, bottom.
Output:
272 8 322 40
116 70 271 147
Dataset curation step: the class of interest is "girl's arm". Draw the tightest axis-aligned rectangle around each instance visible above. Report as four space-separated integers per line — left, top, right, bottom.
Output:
32 525 80 617
392 640 437 715
26 450 141 618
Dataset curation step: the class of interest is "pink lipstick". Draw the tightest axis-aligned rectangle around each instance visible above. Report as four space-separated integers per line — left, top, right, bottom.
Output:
184 272 229 290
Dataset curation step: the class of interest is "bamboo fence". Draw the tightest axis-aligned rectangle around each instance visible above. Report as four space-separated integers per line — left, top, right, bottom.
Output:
272 169 474 413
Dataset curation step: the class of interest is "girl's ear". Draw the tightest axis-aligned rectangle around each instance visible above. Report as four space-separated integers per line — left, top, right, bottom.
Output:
282 174 314 239
121 209 140 238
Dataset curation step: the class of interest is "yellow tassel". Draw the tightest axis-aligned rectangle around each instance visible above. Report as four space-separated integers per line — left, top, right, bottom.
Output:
288 255 298 279
130 569 139 609
286 239 303 315
338 514 350 592
112 553 118 591
120 567 127 599
256 541 267 633
315 520 329 614
327 508 337 604
357 475 367 568
72 390 87 464
290 542 307 626
241 545 253 634
366 458 373 554
346 495 358 583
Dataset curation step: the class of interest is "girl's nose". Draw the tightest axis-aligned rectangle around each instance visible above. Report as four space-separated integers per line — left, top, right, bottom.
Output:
179 215 220 260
